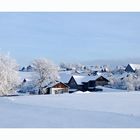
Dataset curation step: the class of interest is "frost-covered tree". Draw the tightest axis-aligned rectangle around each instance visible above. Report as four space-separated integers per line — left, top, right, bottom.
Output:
60 62 67 69
108 69 140 91
0 54 19 96
32 58 59 94
109 76 123 89
135 69 140 77
123 74 135 91
134 77 140 91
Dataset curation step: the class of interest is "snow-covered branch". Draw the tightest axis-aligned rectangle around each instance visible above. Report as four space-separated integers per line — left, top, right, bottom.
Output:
32 58 59 94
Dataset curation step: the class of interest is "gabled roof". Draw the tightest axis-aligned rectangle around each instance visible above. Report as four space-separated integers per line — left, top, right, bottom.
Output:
59 71 72 83
72 75 109 85
129 64 140 71
72 75 86 85
47 82 69 88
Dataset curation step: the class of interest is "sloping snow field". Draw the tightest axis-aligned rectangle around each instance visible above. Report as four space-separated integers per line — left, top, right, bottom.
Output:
1 91 140 128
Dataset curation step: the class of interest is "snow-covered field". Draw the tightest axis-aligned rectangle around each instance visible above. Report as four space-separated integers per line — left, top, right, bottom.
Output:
1 91 140 128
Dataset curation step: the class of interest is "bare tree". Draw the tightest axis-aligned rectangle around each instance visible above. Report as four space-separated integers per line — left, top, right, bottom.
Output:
32 58 59 94
0 54 19 96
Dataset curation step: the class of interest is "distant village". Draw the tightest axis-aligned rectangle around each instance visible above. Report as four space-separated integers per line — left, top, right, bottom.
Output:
19 63 140 95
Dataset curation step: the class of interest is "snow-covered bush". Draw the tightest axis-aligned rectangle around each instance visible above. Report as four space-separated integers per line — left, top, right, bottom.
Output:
0 54 19 96
32 58 59 94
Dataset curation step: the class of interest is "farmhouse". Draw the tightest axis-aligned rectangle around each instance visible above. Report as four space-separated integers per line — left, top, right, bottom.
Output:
125 64 140 73
44 82 69 94
68 75 109 92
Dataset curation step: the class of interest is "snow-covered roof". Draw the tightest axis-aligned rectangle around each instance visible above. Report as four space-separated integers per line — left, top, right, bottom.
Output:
59 71 72 83
47 82 59 88
72 75 108 85
47 81 69 88
129 64 140 71
72 75 86 85
96 73 110 80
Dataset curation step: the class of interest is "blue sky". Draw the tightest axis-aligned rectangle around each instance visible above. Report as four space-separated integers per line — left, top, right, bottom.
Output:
0 12 140 65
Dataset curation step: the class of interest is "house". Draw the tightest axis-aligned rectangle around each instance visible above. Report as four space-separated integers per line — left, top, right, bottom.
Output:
67 75 85 92
125 64 140 73
95 76 109 86
44 82 69 94
82 76 109 91
20 67 26 72
26 65 34 72
67 75 109 92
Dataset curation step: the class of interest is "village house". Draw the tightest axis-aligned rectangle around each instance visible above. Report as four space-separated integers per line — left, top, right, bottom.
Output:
67 75 85 92
44 82 69 94
95 76 110 86
67 75 109 92
125 64 140 73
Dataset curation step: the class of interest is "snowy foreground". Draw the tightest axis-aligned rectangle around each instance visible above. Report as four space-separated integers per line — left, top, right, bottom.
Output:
1 91 140 128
